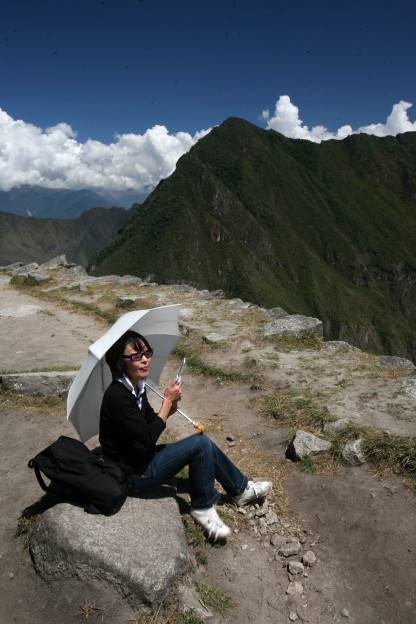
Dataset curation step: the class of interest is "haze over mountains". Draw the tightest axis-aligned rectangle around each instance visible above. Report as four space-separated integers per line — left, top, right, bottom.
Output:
0 186 144 217
91 117 416 361
0 187 115 218
0 205 130 268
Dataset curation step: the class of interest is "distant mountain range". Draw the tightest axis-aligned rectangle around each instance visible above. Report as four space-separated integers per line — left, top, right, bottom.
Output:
0 186 121 219
0 206 130 267
91 117 416 360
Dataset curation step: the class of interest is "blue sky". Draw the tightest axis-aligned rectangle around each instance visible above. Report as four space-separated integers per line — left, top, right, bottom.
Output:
1 0 415 196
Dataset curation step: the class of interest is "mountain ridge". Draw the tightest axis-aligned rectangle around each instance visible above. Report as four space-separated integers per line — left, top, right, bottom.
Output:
0 206 130 266
91 117 416 360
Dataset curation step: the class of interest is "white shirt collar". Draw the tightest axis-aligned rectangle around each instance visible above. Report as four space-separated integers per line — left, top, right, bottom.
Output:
117 375 145 398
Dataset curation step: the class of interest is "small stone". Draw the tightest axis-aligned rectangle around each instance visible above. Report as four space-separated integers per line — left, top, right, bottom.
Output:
226 434 235 442
341 439 366 467
378 355 415 368
279 541 303 557
270 534 287 548
286 581 304 596
288 561 305 575
258 518 268 535
237 507 247 515
341 608 350 618
202 332 227 344
289 612 298 621
302 551 317 567
265 510 279 525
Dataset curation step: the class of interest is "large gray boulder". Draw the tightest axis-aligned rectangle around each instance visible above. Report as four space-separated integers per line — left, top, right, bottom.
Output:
378 355 415 369
11 262 39 275
62 265 89 277
1 371 76 397
263 315 323 339
38 255 69 271
30 493 190 609
0 261 23 271
262 307 289 319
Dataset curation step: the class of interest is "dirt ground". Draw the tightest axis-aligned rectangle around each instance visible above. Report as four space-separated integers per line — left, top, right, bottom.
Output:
0 274 415 624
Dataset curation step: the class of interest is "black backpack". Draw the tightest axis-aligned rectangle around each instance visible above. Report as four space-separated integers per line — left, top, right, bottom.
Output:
28 436 129 516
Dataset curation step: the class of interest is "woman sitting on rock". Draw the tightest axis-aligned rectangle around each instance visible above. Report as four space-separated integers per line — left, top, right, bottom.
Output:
99 330 272 541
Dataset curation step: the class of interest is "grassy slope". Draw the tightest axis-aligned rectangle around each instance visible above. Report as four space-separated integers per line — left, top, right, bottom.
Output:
93 119 416 360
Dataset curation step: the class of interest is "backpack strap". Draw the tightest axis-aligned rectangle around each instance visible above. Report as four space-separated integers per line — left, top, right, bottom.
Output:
28 459 53 494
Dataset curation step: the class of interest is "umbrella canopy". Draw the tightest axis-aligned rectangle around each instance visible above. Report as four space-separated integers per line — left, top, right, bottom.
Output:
67 304 181 442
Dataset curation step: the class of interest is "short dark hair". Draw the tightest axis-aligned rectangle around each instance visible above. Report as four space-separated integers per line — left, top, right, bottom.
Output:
105 331 151 379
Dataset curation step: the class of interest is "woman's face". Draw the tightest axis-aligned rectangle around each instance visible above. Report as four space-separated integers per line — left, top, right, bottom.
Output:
122 340 152 386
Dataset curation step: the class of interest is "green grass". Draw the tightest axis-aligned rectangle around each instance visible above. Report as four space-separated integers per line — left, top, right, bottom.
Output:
173 345 245 383
299 456 317 473
10 274 44 288
1 365 76 374
183 609 205 624
0 386 66 410
362 432 416 477
59 298 117 324
266 333 323 352
182 515 205 546
14 515 39 548
258 387 334 431
197 583 232 614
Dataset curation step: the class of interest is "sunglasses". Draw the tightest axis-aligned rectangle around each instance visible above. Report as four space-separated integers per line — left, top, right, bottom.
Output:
122 349 154 361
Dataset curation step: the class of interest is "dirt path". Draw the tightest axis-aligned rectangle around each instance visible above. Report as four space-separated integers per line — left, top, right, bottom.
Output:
0 274 109 371
1 274 415 624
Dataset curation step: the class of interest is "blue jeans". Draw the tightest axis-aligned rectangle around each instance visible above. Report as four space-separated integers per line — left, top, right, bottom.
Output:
127 434 248 509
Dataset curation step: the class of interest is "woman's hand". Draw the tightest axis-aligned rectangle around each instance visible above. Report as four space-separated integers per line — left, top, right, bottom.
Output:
164 379 182 404
158 380 182 422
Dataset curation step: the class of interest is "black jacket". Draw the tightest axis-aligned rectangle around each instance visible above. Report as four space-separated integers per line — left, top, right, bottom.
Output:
99 380 166 475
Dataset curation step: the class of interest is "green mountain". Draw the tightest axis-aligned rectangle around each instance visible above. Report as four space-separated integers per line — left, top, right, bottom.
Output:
0 206 130 267
0 186 115 218
91 118 416 361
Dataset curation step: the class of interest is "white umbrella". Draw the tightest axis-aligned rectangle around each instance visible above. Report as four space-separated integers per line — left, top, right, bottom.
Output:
67 304 181 442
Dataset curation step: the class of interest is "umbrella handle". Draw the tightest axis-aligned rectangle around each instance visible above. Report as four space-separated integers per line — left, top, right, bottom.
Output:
145 383 205 433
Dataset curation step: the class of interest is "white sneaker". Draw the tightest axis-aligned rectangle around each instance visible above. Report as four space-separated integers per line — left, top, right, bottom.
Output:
190 506 231 541
231 480 272 506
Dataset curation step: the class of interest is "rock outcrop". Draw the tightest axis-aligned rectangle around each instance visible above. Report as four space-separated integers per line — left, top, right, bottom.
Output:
263 315 323 339
30 493 189 609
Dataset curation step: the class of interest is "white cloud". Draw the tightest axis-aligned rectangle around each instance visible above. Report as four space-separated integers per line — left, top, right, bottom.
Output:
0 108 211 193
264 95 416 143
1 97 415 196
